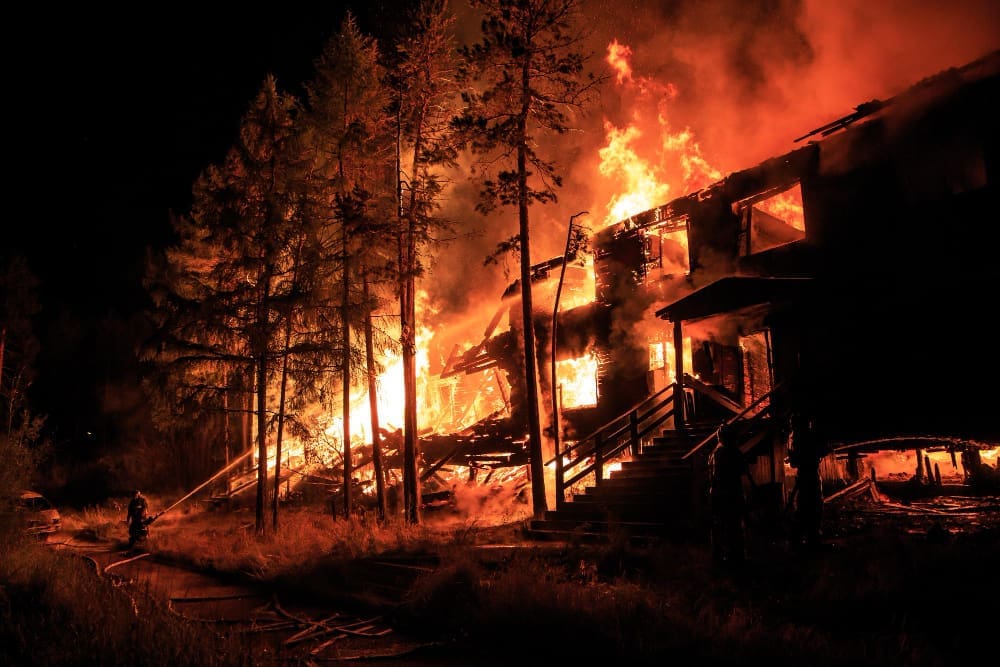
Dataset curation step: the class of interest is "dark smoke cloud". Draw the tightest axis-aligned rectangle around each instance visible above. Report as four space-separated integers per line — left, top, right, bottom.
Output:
427 0 1000 329
577 0 1000 176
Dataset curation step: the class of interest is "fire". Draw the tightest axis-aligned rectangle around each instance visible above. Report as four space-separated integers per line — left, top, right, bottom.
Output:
659 123 723 193
343 291 516 447
599 122 671 225
606 39 632 84
649 336 693 386
558 256 596 310
269 41 730 495
861 446 1000 483
598 40 723 226
555 353 599 409
350 324 432 437
754 184 805 231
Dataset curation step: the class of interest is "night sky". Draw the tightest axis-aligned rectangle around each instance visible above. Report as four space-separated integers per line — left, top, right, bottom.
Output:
10 3 408 451
16 4 410 303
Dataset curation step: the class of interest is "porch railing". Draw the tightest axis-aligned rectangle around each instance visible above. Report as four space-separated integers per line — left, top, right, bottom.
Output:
547 383 678 509
681 378 790 462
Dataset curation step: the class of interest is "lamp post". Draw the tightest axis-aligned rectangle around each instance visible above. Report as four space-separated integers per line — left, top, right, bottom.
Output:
551 210 588 510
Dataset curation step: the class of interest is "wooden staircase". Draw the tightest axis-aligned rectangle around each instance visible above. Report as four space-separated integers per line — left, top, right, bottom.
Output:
524 424 719 545
522 377 791 546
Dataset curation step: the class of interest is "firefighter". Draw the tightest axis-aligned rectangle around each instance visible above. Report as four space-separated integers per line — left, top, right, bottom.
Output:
708 423 756 563
126 489 154 548
788 412 827 550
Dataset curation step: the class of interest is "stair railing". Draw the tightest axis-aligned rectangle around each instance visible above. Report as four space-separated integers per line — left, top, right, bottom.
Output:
547 384 677 509
681 379 790 462
683 374 743 418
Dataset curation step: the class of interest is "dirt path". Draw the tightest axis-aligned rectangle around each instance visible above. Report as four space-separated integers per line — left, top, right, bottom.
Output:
46 533 441 663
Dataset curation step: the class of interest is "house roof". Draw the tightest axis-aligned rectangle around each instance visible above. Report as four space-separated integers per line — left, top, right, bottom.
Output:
655 276 814 323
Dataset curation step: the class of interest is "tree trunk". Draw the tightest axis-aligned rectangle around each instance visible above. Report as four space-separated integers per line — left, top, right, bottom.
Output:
255 352 269 534
401 262 420 523
519 57 547 518
255 269 273 535
223 383 231 497
402 123 424 525
342 225 353 519
363 275 387 520
243 378 252 473
272 318 293 531
0 326 5 395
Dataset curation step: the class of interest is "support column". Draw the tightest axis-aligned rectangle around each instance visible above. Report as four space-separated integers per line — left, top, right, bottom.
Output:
673 319 686 428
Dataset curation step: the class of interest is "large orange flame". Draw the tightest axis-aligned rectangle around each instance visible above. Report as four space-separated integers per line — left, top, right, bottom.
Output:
555 353 599 410
606 39 633 84
599 40 723 226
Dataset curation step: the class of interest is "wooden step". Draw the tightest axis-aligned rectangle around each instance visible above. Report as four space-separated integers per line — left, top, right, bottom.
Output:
522 525 666 547
524 422 723 546
606 468 690 481
529 518 673 536
548 505 690 523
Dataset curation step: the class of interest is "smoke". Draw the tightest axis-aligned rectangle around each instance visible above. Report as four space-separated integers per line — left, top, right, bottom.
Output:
576 0 1000 172
427 467 532 527
423 0 1000 377
687 311 768 347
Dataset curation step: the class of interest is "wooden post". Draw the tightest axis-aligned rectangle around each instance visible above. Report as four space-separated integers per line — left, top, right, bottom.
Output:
629 411 640 457
673 319 686 428
555 453 564 511
555 388 564 511
594 432 604 486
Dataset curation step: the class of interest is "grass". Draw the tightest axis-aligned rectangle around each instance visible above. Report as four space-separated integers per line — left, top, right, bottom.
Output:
30 492 1000 665
0 530 251 666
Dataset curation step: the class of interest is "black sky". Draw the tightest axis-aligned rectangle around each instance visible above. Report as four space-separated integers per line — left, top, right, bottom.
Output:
16 5 406 298
10 3 409 448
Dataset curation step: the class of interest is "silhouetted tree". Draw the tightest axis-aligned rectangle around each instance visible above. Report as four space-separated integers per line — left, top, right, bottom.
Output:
387 0 461 524
452 0 602 517
302 13 395 518
147 76 302 534
0 254 45 497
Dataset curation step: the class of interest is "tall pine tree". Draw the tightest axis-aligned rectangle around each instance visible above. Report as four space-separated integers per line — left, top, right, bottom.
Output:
453 0 602 518
302 13 394 518
148 75 301 534
388 0 461 524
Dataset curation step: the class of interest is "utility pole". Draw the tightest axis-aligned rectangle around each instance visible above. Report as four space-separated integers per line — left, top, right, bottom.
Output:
551 211 588 510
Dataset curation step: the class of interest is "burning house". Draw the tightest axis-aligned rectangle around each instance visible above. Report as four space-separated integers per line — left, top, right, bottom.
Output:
439 49 1000 538
648 50 1000 447
205 46 999 538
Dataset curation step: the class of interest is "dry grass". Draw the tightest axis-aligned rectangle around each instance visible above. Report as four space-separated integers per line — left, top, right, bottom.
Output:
65 494 530 580
394 532 994 666
152 506 442 577
55 492 999 666
0 534 249 666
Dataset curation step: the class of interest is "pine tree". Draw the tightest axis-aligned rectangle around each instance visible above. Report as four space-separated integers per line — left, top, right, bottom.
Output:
388 0 461 524
147 75 301 534
0 254 45 497
302 13 395 518
452 0 602 518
